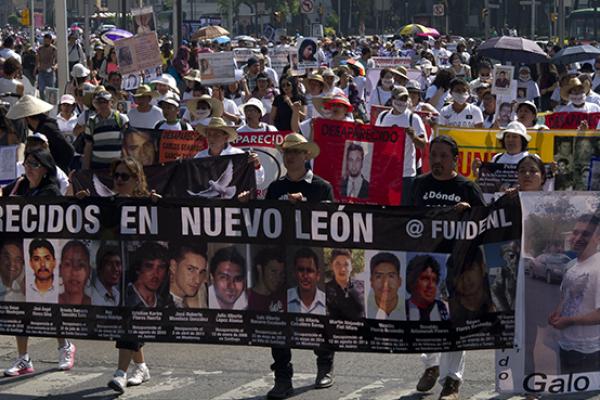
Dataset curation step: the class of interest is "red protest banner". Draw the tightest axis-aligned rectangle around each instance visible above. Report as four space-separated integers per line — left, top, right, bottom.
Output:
545 112 600 129
313 118 406 205
370 105 392 125
158 130 207 163
231 131 290 199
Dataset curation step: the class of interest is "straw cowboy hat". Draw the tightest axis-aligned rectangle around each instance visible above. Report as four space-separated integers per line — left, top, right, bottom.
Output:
560 77 590 101
277 133 320 159
6 95 54 119
186 95 224 118
305 73 325 85
240 97 266 117
496 120 531 142
313 94 353 117
395 66 409 81
195 117 238 142
183 69 203 83
132 84 158 99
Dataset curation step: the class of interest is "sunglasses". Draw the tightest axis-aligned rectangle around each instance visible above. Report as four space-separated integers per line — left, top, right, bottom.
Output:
24 159 42 169
113 172 131 181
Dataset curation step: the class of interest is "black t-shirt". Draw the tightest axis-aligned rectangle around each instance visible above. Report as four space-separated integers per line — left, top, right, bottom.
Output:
272 94 306 131
265 173 334 203
410 173 485 207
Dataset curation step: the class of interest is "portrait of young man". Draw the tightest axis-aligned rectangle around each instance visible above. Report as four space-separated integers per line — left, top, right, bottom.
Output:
208 246 248 310
26 239 58 304
169 242 208 308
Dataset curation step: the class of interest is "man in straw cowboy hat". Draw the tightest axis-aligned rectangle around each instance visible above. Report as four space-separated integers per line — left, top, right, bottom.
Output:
264 133 335 399
128 85 163 129
183 94 223 128
194 117 264 186
558 76 600 115
6 94 74 171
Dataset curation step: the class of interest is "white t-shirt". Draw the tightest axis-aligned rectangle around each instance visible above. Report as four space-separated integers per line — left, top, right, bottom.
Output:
127 105 164 129
558 102 600 113
558 252 600 353
223 98 242 126
368 86 393 109
376 109 428 177
156 120 192 131
432 48 451 66
237 123 277 133
491 151 529 164
0 78 20 107
516 79 541 101
439 103 484 128
0 48 21 64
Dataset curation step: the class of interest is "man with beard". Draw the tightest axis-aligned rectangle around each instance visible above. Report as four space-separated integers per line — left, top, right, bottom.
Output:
340 143 369 199
169 242 208 308
0 240 24 302
35 33 57 101
91 244 122 307
549 214 600 374
248 247 286 312
27 239 58 303
59 241 92 305
408 135 485 400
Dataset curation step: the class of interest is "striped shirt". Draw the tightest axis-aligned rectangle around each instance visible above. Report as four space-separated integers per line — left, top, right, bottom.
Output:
84 111 129 169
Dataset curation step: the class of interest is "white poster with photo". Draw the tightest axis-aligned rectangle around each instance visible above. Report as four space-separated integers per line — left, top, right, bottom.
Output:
494 95 515 128
297 37 319 70
198 51 236 85
114 32 162 75
132 6 156 34
372 57 412 69
497 191 600 395
492 65 517 99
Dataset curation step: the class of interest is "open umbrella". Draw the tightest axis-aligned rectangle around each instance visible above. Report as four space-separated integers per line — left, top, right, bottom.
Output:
212 35 231 45
551 45 600 65
399 24 440 38
192 25 230 40
234 35 256 43
343 59 365 76
477 36 549 64
100 29 133 46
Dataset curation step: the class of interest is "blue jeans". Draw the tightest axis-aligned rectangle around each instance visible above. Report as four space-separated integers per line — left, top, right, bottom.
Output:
37 70 56 100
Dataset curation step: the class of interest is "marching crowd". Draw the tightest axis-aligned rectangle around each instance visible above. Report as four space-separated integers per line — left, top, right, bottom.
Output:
0 23 598 400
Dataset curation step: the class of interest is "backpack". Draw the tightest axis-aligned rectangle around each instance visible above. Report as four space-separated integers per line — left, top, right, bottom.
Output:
73 110 124 154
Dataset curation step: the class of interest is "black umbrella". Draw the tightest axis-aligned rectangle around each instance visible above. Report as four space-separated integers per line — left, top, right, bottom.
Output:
551 45 600 65
477 36 549 64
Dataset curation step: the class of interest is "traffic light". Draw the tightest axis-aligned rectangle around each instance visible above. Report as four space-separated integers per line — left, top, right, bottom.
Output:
20 7 30 26
551 12 558 22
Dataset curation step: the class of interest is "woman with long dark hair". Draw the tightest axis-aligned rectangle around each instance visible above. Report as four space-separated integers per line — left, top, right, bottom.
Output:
271 76 306 131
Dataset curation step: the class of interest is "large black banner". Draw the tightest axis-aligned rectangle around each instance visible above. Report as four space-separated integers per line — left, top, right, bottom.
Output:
71 154 256 198
0 195 520 353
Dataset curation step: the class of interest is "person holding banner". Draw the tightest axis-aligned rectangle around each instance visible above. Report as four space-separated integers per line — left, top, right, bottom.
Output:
194 117 264 186
375 86 428 204
294 95 354 141
238 98 277 132
548 214 600 374
472 121 531 177
409 135 486 400
515 101 548 130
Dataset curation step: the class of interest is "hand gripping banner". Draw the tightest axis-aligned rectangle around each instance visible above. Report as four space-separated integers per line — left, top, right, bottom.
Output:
0 196 520 353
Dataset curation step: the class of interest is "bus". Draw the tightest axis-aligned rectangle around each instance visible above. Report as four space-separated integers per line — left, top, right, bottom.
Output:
567 8 600 41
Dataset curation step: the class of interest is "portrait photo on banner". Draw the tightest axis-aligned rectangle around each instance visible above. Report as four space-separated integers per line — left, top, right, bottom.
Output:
339 141 374 200
297 37 319 69
491 65 515 98
553 135 600 190
285 246 326 316
322 248 366 320
520 192 600 378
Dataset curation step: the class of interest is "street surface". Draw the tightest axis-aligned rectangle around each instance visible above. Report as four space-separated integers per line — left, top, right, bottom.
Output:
0 336 599 399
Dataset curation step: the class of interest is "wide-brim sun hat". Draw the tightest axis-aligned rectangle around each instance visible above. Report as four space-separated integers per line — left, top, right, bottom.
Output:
560 77 590 101
240 97 266 118
313 95 353 116
195 117 238 142
6 95 54 119
496 120 531 142
132 84 158 99
70 63 90 78
276 133 320 159
186 95 224 118
183 69 202 83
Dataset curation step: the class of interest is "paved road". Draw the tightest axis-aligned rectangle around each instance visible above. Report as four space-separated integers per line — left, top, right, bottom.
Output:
0 336 599 399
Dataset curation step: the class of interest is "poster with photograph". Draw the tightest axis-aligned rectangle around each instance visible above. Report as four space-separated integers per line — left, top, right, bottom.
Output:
494 95 515 128
132 6 156 34
492 65 516 99
297 37 319 70
114 32 162 75
198 51 236 85
553 135 600 190
122 73 142 91
312 118 406 205
44 87 59 106
497 191 600 395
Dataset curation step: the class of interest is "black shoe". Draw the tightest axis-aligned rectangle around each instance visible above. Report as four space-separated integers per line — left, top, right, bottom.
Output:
267 380 293 399
416 366 439 392
438 377 461 400
315 371 334 389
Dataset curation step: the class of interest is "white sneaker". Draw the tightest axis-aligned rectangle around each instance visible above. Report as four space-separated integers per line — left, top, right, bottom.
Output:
108 371 127 394
127 363 150 386
4 356 34 377
57 342 76 371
